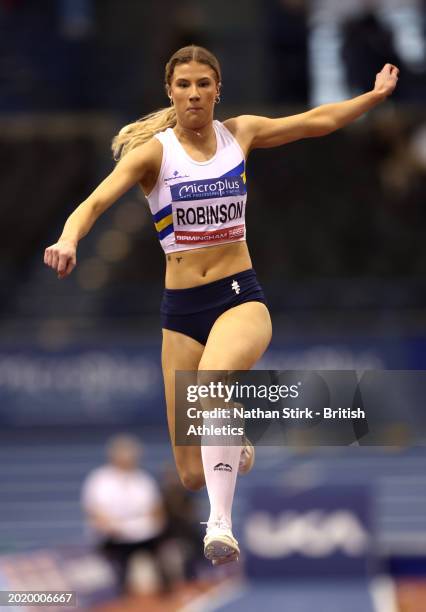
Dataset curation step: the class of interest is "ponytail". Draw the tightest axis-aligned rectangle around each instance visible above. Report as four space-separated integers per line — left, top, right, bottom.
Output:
112 106 176 161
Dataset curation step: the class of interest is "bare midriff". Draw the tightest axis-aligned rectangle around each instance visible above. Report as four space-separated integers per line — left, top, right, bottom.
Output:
165 240 252 289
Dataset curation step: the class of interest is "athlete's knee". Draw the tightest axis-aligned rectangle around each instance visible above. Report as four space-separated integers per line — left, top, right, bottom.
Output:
179 468 205 492
197 367 229 387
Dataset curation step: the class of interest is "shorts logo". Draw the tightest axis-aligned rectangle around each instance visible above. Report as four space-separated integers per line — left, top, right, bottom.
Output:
231 280 240 294
214 462 232 472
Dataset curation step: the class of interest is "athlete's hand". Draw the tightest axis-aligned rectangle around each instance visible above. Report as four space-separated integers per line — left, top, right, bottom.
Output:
44 239 77 280
373 63 399 99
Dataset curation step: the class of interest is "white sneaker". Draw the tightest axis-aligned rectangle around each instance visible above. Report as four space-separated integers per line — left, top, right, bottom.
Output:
238 436 255 475
202 518 240 563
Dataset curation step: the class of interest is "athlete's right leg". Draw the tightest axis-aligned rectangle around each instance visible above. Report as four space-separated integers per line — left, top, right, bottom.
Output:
162 328 206 492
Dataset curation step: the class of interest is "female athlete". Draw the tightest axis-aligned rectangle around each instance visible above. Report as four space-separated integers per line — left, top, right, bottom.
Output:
44 45 398 565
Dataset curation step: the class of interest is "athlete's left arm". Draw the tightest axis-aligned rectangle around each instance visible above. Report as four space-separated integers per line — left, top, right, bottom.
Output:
230 63 399 152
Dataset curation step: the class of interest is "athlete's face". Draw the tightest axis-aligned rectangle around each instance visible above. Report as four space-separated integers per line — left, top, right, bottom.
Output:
169 61 219 128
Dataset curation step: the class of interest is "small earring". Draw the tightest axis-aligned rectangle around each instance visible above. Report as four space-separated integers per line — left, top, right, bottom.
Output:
169 97 174 106
215 94 221 104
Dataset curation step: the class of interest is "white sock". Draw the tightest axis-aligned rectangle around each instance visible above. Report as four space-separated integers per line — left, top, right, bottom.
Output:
201 443 241 528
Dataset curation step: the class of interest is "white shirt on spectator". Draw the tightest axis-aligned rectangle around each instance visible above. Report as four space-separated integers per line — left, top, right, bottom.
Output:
81 465 164 543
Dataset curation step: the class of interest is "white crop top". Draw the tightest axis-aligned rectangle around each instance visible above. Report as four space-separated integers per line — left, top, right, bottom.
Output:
146 119 247 254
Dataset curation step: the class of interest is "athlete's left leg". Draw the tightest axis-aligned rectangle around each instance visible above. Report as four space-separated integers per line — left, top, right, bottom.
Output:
197 301 272 562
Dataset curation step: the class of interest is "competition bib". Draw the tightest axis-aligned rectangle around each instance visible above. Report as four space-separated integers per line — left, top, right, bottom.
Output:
169 175 247 245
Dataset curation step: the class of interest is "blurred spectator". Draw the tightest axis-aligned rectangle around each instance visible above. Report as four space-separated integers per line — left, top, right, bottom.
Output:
81 434 170 594
265 0 309 104
341 9 426 102
0 0 23 10
161 464 206 580
342 11 402 96
58 0 94 39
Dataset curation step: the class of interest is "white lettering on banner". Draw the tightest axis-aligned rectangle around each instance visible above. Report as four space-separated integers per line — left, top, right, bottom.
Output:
0 354 159 401
259 347 384 370
244 511 369 558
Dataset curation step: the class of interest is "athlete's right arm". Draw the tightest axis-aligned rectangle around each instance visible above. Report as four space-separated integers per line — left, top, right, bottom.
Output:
44 138 162 279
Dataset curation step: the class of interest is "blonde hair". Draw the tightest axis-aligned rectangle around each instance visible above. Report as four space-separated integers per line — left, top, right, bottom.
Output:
112 45 222 161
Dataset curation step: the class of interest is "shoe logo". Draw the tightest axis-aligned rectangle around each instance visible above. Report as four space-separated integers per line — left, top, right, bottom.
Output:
231 280 240 294
214 462 232 472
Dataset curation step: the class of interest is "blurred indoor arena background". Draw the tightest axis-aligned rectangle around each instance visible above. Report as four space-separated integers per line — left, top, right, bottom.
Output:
1 0 426 610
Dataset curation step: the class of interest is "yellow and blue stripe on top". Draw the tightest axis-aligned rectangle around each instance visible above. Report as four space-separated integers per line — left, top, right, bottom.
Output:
153 159 246 242
153 204 174 240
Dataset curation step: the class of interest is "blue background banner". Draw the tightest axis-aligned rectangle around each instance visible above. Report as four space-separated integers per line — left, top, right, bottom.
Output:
244 485 372 579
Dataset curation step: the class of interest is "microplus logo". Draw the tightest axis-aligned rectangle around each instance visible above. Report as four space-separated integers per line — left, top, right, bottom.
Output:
171 176 246 201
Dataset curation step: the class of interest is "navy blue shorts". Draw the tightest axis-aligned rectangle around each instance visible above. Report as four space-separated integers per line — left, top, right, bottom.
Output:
161 268 267 346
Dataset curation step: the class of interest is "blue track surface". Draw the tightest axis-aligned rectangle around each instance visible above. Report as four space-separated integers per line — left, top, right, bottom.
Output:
208 579 376 612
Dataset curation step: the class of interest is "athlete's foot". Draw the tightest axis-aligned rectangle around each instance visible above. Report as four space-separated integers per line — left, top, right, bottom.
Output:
212 551 239 566
206 541 240 565
238 436 255 475
202 518 240 564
